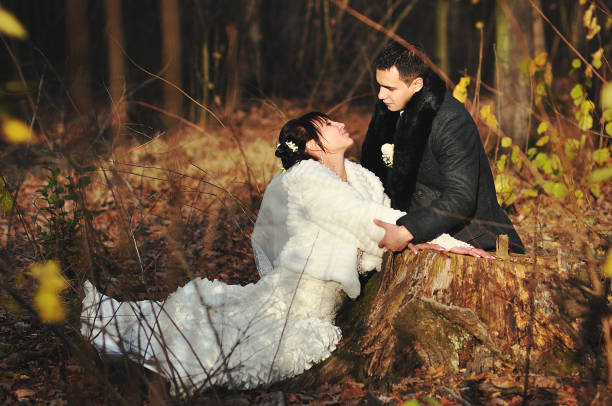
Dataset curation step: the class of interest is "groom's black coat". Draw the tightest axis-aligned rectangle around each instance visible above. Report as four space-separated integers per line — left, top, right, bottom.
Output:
361 69 524 253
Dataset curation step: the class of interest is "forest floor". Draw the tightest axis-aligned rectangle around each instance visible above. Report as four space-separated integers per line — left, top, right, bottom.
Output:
1 101 611 405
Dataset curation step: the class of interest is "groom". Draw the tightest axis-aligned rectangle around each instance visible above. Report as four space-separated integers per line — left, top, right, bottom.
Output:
362 42 524 253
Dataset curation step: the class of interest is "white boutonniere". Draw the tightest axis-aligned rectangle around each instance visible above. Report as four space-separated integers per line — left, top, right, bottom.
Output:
381 143 394 168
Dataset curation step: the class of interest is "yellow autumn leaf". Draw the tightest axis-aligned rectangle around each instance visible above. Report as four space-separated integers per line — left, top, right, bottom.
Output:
475 21 484 30
571 58 581 69
453 76 470 103
584 5 601 40
536 135 549 146
544 62 553 86
0 7 27 39
574 189 584 199
533 52 547 67
30 260 67 293
3 119 34 144
511 146 522 170
523 189 538 198
592 48 603 69
590 183 601 198
501 137 512 148
602 83 612 110
33 291 66 324
537 121 548 134
480 104 498 129
604 250 612 278
494 173 516 205
497 154 507 172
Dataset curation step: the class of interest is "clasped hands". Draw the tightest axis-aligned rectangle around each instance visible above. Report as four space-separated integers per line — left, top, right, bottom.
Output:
373 219 494 259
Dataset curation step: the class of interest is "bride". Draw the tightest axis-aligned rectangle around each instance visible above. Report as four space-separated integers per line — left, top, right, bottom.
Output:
80 112 483 395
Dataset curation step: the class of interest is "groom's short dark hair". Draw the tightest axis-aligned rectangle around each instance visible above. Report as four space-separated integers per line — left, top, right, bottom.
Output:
374 41 427 83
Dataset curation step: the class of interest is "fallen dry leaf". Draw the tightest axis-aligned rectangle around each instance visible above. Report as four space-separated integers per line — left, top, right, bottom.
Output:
14 388 36 400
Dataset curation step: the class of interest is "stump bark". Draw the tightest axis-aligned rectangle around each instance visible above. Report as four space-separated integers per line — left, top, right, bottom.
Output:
291 246 597 388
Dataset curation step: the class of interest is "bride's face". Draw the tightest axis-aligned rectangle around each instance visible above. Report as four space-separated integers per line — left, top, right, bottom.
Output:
314 119 354 154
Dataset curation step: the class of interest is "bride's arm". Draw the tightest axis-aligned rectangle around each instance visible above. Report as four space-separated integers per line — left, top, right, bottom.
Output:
285 163 404 256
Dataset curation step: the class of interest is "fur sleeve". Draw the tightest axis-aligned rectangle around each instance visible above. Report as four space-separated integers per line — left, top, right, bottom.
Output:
285 160 404 257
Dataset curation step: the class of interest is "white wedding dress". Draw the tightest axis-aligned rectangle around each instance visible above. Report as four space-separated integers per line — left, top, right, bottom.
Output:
81 159 462 395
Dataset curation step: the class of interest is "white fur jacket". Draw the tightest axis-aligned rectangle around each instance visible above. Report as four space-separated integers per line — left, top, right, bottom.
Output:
251 159 405 299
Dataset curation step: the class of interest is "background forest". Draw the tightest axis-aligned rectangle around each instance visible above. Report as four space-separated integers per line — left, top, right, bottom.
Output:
0 0 611 404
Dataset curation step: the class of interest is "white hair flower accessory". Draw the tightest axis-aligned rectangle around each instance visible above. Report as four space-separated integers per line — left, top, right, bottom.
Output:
285 141 298 152
381 143 394 167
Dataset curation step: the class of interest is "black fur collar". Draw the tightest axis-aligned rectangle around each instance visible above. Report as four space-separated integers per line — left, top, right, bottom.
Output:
387 69 447 211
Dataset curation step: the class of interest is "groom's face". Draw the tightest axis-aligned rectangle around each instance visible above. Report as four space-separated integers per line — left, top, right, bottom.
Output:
376 66 423 112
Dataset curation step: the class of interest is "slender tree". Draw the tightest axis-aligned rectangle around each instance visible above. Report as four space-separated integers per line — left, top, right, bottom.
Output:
104 0 127 133
160 0 183 128
435 0 450 75
66 0 93 114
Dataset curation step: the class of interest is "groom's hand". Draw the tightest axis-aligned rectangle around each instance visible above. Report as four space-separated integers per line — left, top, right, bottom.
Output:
373 219 414 252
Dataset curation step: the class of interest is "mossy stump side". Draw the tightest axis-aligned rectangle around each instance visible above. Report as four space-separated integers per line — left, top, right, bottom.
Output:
291 248 593 389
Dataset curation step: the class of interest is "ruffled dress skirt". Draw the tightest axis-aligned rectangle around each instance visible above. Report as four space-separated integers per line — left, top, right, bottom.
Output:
80 271 344 395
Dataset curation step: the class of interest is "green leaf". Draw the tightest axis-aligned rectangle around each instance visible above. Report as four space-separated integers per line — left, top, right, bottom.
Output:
570 84 583 105
593 148 611 165
571 58 581 69
590 166 612 184
580 100 594 114
527 147 537 159
534 152 554 174
606 122 612 136
543 181 568 198
501 137 512 148
577 113 593 131
602 109 612 122
0 188 13 215
78 176 91 188
564 139 580 160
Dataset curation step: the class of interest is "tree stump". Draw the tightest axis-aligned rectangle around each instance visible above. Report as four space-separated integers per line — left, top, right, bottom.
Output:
291 246 597 389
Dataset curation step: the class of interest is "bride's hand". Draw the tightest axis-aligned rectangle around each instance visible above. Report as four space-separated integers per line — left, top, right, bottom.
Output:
448 246 495 259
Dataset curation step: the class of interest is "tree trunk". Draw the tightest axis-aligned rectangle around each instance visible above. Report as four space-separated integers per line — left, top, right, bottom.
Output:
495 0 532 148
160 0 182 129
66 0 93 114
531 0 546 57
224 23 240 117
291 247 596 389
435 0 450 75
104 0 127 136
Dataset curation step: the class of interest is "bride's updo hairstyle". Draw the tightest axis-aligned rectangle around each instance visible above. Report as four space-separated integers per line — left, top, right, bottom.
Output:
276 112 329 170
